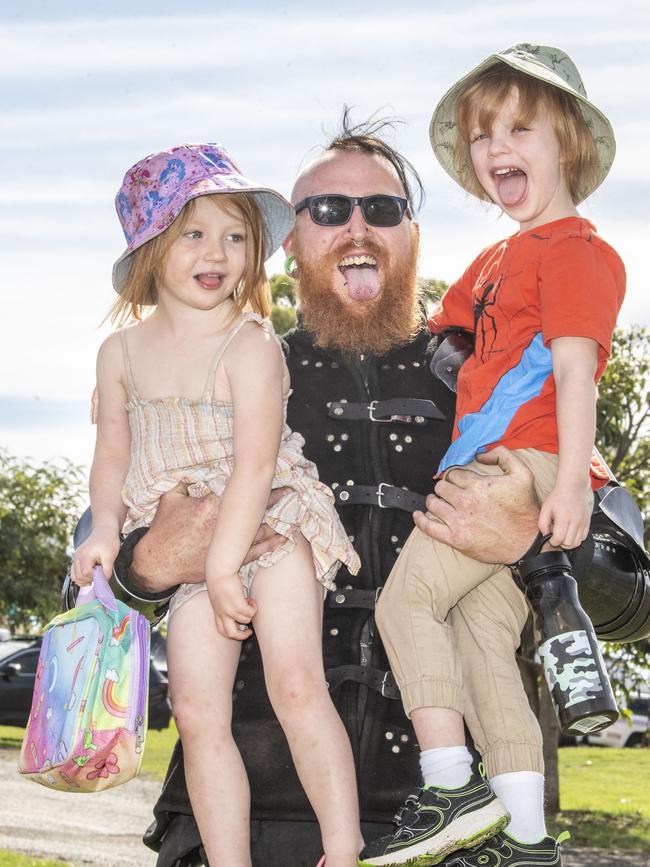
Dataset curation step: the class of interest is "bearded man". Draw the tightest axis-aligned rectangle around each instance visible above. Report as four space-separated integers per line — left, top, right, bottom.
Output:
127 118 541 866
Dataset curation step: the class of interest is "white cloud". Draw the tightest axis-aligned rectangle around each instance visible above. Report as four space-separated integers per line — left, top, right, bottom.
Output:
2 180 115 205
1 2 648 467
1 6 648 80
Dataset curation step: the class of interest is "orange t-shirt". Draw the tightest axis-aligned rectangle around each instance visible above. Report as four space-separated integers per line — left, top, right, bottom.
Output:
429 217 625 485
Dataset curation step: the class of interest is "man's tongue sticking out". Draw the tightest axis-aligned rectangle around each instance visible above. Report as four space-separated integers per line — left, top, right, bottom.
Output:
343 266 381 300
496 169 527 207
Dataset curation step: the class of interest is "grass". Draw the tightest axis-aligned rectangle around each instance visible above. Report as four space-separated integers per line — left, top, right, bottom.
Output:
548 746 650 850
140 719 179 778
0 725 23 750
0 853 71 866
2 727 648 850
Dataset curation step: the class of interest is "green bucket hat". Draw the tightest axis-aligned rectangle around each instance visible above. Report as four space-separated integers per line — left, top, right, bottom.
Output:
429 42 616 204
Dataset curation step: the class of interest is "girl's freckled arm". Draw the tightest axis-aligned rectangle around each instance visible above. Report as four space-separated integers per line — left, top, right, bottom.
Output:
90 334 132 533
73 333 131 580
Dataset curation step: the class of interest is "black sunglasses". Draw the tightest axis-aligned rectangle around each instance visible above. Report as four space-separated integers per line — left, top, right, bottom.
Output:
294 194 410 228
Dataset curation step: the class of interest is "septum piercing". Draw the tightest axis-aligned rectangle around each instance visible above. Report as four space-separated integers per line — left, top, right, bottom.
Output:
352 239 364 247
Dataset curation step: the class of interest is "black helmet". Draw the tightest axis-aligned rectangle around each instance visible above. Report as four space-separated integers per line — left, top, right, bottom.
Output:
574 484 650 642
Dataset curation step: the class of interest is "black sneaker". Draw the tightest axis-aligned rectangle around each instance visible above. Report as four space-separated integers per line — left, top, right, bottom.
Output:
357 767 509 866
443 831 570 866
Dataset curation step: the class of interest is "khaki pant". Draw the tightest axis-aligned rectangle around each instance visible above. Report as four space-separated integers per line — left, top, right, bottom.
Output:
376 448 593 777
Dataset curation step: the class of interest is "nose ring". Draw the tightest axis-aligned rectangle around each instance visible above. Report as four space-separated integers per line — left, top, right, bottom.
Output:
352 239 364 248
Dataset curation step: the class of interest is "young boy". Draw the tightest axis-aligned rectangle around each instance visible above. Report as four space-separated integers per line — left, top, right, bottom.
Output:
358 44 625 867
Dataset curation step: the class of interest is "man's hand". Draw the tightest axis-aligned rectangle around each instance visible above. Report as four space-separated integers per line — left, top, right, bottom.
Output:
413 446 540 564
130 486 288 592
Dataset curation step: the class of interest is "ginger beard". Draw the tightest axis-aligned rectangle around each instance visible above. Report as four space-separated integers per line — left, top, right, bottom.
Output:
292 229 421 356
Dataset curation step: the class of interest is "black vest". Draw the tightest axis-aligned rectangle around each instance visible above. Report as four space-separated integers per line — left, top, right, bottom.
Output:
231 323 456 821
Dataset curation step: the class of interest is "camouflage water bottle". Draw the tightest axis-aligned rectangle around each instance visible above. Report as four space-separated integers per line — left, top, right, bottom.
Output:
517 544 619 736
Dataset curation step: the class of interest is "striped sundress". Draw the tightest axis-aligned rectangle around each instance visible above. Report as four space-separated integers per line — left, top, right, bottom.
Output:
119 311 360 615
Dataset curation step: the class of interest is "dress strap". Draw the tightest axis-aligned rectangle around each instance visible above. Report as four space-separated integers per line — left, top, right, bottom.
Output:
119 329 139 398
202 315 253 401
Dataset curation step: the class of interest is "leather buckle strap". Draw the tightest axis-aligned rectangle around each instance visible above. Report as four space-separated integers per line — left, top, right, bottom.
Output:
328 398 445 424
327 586 382 610
325 664 400 700
334 483 426 513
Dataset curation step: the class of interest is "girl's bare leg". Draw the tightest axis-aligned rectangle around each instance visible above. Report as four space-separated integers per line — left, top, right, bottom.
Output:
167 591 250 866
251 534 363 866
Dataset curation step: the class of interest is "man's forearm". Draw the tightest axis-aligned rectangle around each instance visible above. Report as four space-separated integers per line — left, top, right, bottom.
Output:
127 487 289 593
130 492 219 591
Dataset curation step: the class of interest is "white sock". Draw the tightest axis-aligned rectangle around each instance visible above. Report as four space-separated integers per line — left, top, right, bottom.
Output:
419 746 473 789
489 771 547 843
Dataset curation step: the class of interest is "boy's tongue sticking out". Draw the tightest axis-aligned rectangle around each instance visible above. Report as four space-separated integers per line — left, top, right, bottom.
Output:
495 168 527 207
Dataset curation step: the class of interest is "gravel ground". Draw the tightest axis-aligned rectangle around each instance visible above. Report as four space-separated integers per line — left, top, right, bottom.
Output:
0 750 157 866
564 851 649 866
1 751 648 866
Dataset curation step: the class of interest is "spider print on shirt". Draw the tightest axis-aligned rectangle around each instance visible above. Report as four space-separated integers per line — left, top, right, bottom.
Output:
473 277 502 361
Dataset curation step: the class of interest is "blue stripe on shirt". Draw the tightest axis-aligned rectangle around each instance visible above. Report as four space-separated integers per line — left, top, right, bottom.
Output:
438 332 553 473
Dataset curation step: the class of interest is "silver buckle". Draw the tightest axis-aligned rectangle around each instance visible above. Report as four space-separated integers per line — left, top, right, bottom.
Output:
368 400 413 424
381 670 393 697
376 482 390 507
367 400 390 422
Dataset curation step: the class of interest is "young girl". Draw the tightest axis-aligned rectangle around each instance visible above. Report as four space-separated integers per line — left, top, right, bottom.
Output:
71 143 363 866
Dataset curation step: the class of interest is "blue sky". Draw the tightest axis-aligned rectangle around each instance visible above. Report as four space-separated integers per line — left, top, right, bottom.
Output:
1 1 649 472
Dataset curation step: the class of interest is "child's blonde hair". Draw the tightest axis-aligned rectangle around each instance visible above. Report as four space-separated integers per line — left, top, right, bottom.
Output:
454 63 599 206
108 193 271 327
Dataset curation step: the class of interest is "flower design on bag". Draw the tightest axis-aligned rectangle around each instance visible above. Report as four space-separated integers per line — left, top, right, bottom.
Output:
86 752 120 780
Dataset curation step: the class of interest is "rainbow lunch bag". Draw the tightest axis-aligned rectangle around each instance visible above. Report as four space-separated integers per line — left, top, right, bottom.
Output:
18 565 150 792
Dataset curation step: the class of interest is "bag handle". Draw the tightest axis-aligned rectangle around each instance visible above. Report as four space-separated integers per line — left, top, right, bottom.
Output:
76 565 118 612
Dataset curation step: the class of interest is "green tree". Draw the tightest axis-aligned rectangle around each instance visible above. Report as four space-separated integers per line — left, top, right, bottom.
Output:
419 277 448 313
595 325 650 734
0 452 84 631
596 325 650 523
270 273 297 334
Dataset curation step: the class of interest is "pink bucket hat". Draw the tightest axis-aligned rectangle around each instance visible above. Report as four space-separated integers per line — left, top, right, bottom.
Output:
112 142 294 293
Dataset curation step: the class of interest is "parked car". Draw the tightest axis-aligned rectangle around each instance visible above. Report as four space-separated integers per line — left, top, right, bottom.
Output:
0 634 171 730
585 695 649 748
150 627 168 682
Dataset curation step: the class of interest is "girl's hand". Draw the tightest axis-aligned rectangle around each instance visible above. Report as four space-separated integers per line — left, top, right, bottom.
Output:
538 483 592 550
207 573 258 641
71 527 121 586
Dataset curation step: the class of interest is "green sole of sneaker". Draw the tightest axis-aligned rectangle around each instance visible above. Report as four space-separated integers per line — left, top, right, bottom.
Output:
415 813 510 866
358 814 511 867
